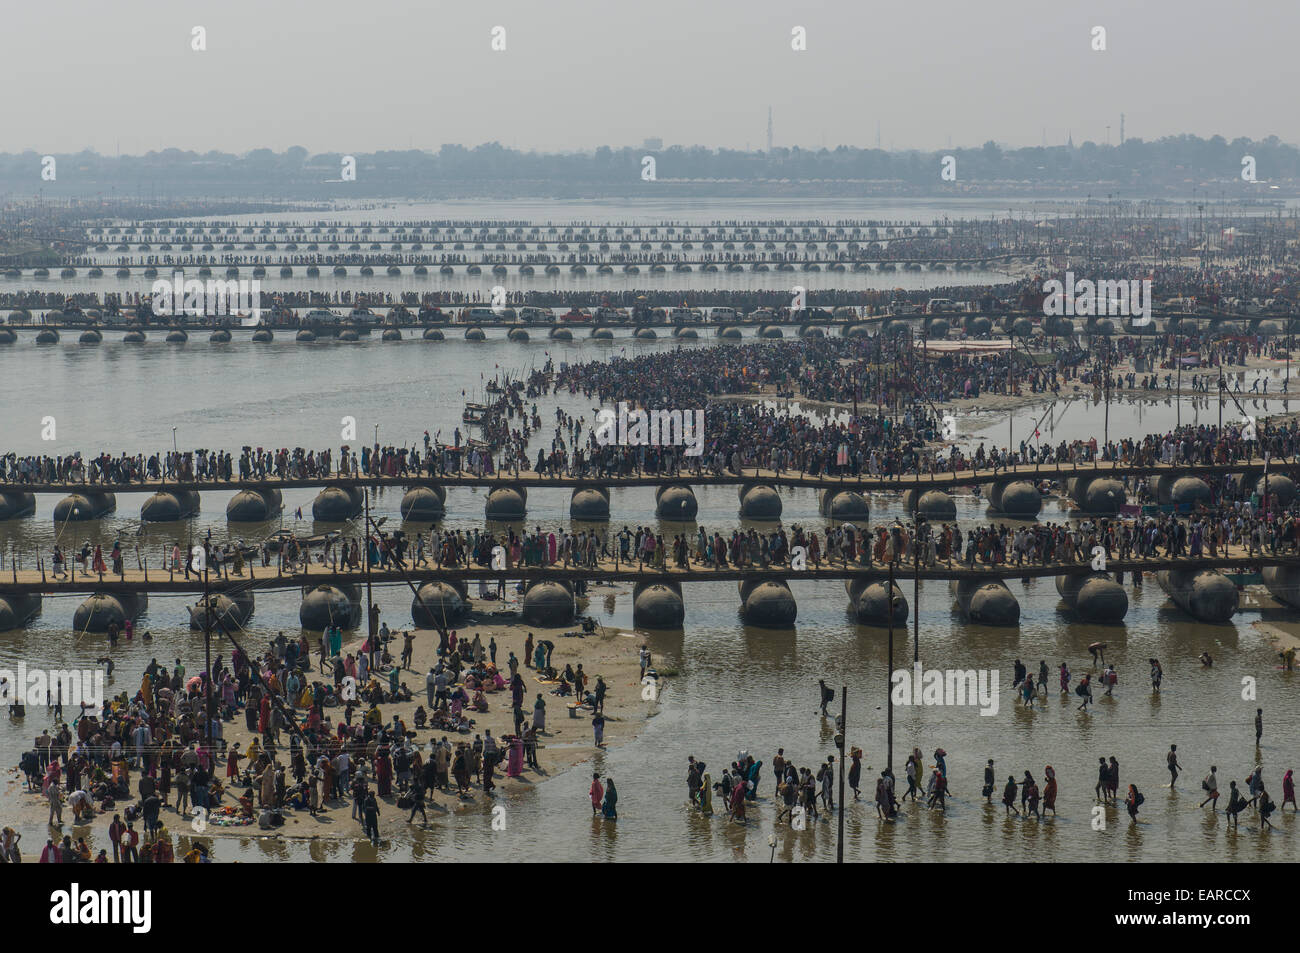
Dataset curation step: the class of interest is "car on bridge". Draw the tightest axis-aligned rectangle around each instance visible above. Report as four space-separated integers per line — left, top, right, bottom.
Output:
519 306 554 324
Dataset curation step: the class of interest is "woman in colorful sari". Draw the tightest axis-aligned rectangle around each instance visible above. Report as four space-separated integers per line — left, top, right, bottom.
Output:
375 746 393 797
92 545 107 575
699 774 713 815
602 778 618 819
1283 769 1296 811
728 776 746 823
589 773 604 815
506 734 523 778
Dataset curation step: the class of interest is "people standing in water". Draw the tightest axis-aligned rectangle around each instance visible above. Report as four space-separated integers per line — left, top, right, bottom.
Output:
1001 776 1019 816
1282 769 1296 812
601 778 618 820
728 776 747 824
983 759 996 803
1199 766 1220 811
927 769 947 811
1226 780 1246 828
1024 775 1040 819
1149 658 1163 693
1166 744 1183 789
848 748 863 800
1258 785 1275 831
818 680 834 717
1125 784 1143 822
588 773 603 816
1076 673 1094 711
1021 674 1037 708
1042 766 1058 816
901 753 920 803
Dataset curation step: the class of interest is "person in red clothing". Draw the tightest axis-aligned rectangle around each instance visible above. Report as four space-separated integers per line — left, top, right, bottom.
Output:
729 776 747 823
121 823 139 863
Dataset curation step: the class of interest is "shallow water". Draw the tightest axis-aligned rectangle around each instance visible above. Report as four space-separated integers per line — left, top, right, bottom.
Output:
2 219 1298 862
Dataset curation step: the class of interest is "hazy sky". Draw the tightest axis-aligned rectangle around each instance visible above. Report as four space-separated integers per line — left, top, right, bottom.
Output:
6 0 1294 155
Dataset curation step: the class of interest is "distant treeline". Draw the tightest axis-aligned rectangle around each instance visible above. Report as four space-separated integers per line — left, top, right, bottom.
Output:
2 136 1297 198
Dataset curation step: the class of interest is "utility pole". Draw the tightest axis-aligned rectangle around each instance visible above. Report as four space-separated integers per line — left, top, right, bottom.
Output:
886 559 895 774
364 487 376 671
836 686 846 863
202 542 214 759
913 520 920 663
1176 327 1183 426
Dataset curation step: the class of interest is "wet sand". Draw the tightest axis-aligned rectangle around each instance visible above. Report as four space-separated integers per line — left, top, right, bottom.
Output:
6 584 663 845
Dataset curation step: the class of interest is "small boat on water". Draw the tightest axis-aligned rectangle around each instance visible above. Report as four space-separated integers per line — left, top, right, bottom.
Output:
463 402 491 423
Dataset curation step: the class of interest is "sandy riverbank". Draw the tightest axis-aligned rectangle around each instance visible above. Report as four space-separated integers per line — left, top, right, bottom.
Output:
1253 619 1300 655
5 583 664 848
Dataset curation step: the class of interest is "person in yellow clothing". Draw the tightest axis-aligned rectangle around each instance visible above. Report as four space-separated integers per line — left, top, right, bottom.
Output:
140 673 153 708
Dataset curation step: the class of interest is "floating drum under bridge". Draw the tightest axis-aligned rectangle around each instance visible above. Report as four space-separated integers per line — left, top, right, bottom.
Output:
1055 571 1128 623
633 580 685 629
522 579 575 626
299 583 362 631
570 486 610 521
655 484 698 520
226 487 283 522
189 591 255 631
73 592 148 633
846 575 907 626
1157 569 1238 623
400 484 447 521
411 580 469 627
951 579 1019 626
54 491 115 522
739 578 797 627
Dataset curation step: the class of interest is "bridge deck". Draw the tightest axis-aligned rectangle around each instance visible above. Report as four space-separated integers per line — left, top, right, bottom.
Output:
2 546 1293 596
4 456 1295 496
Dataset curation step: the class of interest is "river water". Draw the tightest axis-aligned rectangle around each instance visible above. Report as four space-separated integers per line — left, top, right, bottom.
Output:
1 206 1297 863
